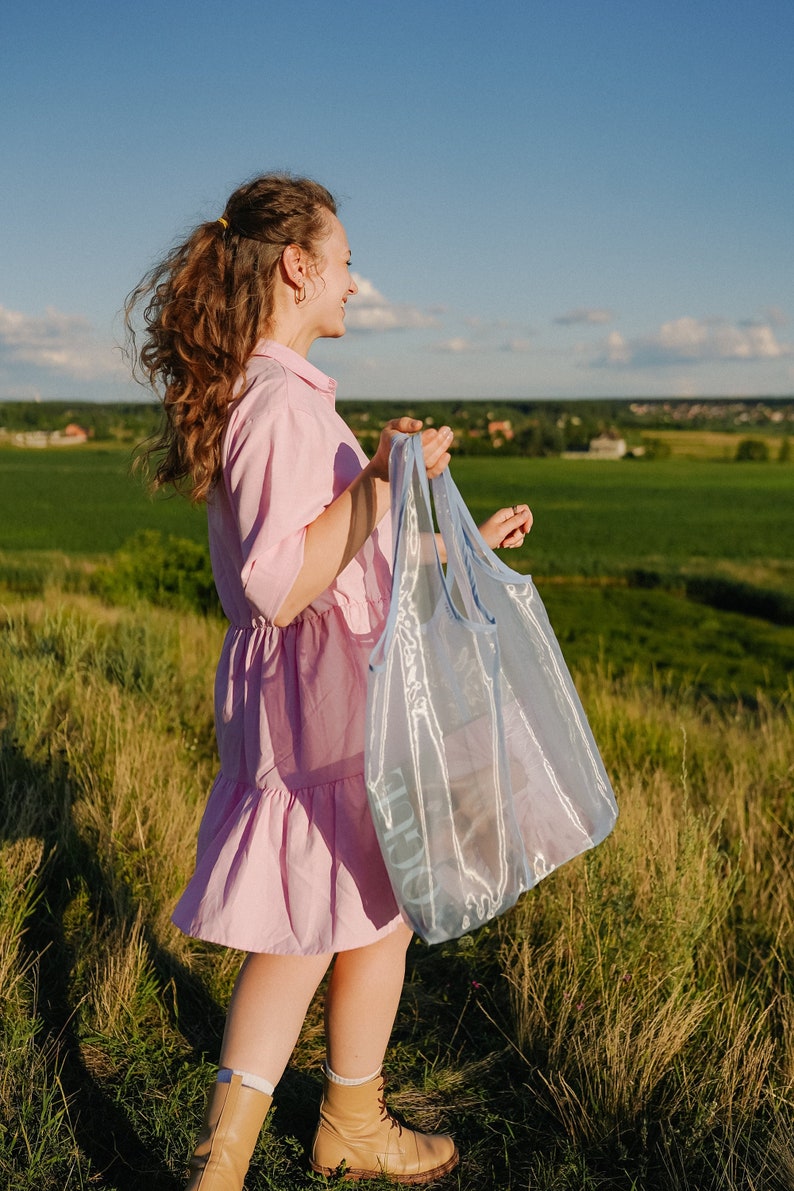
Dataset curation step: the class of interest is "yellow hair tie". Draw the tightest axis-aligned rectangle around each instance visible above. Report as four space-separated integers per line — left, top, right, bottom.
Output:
217 217 229 229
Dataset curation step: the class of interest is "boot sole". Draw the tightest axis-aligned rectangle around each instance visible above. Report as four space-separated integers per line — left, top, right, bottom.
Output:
310 1146 460 1183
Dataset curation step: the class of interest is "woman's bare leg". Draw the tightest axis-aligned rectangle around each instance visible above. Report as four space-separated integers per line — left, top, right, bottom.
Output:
324 923 413 1078
219 951 332 1084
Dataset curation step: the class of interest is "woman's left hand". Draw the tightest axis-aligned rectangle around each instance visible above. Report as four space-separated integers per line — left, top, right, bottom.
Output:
478 503 533 550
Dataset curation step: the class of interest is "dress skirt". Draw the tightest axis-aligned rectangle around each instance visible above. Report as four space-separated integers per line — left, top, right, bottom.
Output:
172 767 402 955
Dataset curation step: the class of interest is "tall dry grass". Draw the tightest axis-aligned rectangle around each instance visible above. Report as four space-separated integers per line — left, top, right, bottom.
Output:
0 594 791 1188
497 665 794 1187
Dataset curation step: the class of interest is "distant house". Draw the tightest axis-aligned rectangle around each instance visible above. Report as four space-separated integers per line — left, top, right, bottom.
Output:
11 423 89 448
63 423 89 442
47 423 89 446
487 420 514 441
588 435 627 459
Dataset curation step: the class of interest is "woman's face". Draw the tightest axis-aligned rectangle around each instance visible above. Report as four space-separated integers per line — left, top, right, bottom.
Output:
306 215 358 340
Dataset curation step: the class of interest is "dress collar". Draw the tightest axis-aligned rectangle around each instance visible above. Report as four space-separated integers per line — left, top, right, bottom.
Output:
252 339 337 404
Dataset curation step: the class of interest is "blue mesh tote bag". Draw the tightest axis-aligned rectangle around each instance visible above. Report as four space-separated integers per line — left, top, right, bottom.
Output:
366 435 529 943
365 434 617 944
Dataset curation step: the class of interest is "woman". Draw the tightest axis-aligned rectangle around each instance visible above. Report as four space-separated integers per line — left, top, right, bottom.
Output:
127 172 531 1188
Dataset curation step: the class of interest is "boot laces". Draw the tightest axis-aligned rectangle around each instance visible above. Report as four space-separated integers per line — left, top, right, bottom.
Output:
377 1076 403 1137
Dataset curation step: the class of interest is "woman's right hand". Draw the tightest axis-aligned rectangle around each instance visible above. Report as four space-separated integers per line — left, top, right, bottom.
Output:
369 418 454 482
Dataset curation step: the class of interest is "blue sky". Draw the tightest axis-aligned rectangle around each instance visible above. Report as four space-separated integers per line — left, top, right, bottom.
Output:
2 0 792 402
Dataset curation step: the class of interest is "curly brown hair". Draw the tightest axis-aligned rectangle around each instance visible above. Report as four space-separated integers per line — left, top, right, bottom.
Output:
126 173 337 501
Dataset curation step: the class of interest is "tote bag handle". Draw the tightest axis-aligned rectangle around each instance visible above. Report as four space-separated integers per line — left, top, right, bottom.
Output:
370 433 490 675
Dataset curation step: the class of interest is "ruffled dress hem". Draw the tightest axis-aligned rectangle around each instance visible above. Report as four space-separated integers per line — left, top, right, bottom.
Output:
171 768 404 956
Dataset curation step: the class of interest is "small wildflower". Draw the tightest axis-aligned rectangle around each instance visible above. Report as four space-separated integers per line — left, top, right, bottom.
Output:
471 980 483 990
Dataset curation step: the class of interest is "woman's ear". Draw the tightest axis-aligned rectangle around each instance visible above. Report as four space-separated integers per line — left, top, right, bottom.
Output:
281 244 305 287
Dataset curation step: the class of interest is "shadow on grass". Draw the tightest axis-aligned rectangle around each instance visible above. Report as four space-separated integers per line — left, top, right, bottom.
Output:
0 735 227 1190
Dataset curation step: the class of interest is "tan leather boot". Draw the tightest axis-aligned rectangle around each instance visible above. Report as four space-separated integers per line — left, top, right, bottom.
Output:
185 1074 272 1190
310 1073 459 1183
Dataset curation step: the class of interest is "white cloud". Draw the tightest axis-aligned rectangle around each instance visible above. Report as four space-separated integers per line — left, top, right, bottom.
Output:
593 315 792 367
603 330 631 364
432 320 534 355
431 337 474 353
344 274 438 332
554 307 613 326
0 304 122 380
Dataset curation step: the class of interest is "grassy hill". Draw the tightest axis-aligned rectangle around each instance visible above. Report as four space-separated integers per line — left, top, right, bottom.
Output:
0 597 791 1189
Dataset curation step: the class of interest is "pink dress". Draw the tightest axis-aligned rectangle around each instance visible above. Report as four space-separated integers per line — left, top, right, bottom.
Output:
171 341 402 955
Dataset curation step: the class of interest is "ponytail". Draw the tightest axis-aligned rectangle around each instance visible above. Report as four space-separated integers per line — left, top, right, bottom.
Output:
126 174 336 501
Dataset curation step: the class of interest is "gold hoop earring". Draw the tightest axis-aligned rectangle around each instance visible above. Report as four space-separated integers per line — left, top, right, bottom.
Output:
294 285 306 306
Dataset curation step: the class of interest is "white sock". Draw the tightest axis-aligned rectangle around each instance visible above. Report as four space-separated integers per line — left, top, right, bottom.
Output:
324 1062 382 1087
217 1067 275 1097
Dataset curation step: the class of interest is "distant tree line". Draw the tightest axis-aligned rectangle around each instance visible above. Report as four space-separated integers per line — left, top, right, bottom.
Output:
337 398 794 458
0 401 161 442
1 397 791 458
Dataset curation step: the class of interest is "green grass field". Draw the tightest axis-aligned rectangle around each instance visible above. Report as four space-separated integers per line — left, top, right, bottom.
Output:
456 456 794 576
0 445 208 554
638 427 788 460
1 445 791 703
1 446 791 573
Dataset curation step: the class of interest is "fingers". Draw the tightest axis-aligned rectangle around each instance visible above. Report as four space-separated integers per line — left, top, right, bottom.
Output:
386 417 423 433
502 504 533 535
507 504 532 547
478 504 533 550
499 521 526 548
373 420 453 481
421 426 454 478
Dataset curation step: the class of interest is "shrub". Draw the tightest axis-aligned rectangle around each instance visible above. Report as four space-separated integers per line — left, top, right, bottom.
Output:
735 438 769 462
685 574 794 625
640 437 672 460
94 530 221 616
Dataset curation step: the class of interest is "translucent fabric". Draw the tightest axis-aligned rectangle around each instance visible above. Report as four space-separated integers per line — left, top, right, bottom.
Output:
365 434 618 944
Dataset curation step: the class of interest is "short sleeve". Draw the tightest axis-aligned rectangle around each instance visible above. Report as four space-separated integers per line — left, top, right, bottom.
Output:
222 384 332 622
